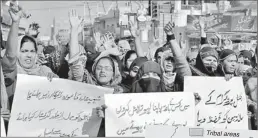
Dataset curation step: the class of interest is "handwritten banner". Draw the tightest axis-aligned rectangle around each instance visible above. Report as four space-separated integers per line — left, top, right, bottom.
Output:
1 116 6 137
145 125 258 138
8 74 113 137
105 92 195 137
231 16 257 32
187 15 231 32
184 77 248 129
187 15 257 33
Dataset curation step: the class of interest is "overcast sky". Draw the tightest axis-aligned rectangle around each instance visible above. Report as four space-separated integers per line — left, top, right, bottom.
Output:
19 1 149 36
18 1 256 37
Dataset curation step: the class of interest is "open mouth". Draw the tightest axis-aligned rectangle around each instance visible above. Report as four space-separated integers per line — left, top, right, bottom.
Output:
25 59 32 64
166 64 172 69
99 74 106 77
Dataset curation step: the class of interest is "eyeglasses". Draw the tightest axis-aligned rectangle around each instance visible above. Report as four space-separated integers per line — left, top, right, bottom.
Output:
96 66 113 71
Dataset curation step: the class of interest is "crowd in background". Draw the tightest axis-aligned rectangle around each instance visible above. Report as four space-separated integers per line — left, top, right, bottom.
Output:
1 2 257 136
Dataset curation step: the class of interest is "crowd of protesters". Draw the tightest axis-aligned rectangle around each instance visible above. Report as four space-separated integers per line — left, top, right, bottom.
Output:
1 2 257 136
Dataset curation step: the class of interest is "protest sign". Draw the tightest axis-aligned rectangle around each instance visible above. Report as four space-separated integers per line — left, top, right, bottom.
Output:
184 77 248 129
187 15 231 32
105 92 195 137
187 15 257 33
8 74 113 137
145 125 258 138
1 116 6 137
231 16 257 32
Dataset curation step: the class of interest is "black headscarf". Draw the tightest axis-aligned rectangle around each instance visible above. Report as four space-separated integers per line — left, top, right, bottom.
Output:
191 47 219 76
131 61 166 93
240 50 252 61
154 47 170 62
123 50 137 72
129 57 148 71
216 49 237 76
122 57 148 93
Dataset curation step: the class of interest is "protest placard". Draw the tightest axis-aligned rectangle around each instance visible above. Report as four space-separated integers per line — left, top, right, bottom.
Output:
231 16 257 32
187 15 231 32
187 15 257 33
145 125 258 138
184 77 248 129
105 92 195 137
1 116 6 137
8 74 113 137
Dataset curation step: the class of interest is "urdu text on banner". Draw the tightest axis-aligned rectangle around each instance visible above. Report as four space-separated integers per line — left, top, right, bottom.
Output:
105 92 195 137
184 77 248 129
7 74 113 137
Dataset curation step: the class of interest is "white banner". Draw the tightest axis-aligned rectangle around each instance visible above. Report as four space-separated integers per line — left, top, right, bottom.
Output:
184 77 248 129
105 92 195 137
145 125 258 138
8 74 113 137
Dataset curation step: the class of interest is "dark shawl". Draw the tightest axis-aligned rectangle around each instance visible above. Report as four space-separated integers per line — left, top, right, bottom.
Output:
131 61 166 93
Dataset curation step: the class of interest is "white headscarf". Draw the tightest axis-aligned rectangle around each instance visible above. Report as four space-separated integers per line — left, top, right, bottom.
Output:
17 35 57 77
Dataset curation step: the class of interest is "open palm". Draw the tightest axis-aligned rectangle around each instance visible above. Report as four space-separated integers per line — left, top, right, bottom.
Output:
93 32 102 44
69 9 84 29
199 16 205 29
129 21 140 37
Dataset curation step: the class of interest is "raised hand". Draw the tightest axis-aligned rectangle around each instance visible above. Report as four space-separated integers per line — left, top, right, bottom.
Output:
102 35 114 50
93 31 102 45
214 32 221 40
129 21 140 37
108 47 122 56
164 22 175 35
68 9 84 30
199 16 205 29
224 36 232 46
8 2 23 22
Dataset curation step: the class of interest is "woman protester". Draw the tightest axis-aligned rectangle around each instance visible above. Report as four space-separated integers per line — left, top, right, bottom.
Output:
5 2 57 102
87 32 124 75
67 9 125 137
67 9 123 93
121 50 138 92
17 35 58 78
120 19 151 93
1 3 57 129
131 61 166 92
162 22 192 91
117 40 131 60
190 46 219 77
239 50 253 66
154 47 168 64
216 49 238 79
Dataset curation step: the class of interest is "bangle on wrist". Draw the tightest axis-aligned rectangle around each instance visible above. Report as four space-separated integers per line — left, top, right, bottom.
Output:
167 34 175 42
